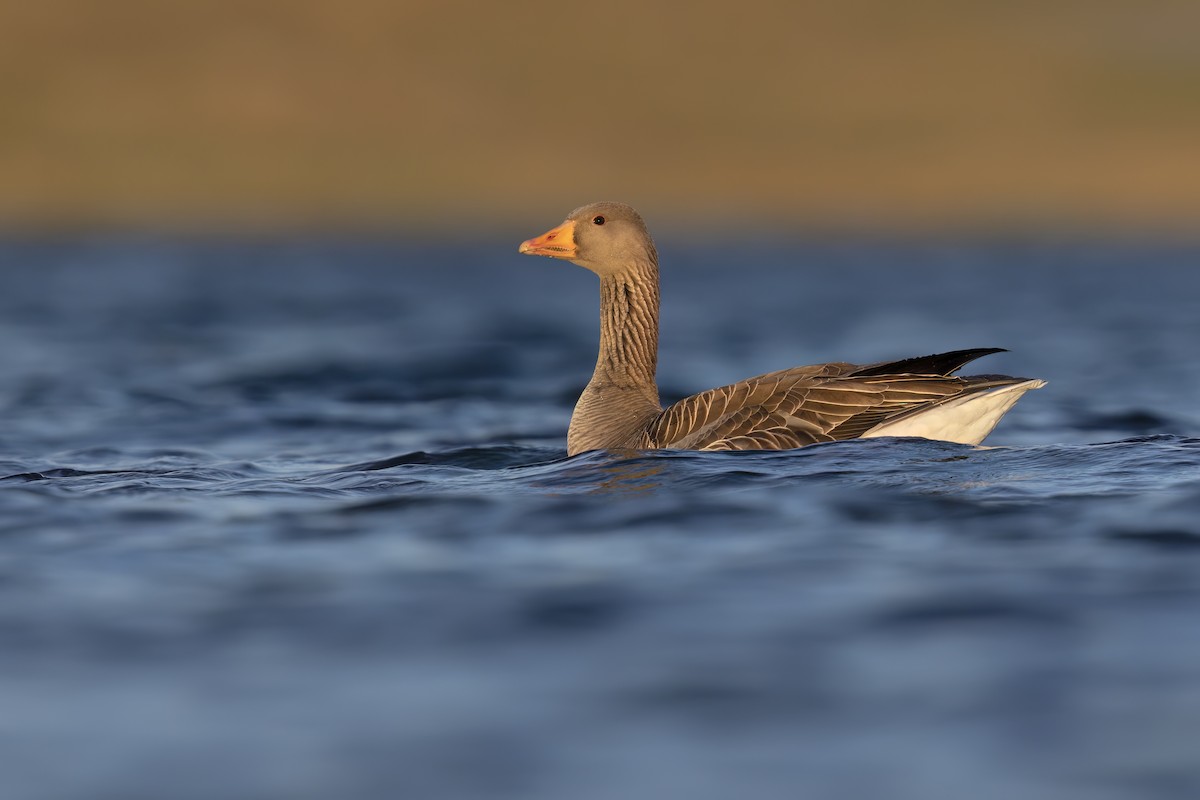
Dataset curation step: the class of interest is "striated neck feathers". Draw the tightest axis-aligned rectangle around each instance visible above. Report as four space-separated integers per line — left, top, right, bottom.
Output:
567 254 663 454
597 257 660 387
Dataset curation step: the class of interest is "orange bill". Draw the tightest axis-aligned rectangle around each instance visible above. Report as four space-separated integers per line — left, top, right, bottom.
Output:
518 220 577 258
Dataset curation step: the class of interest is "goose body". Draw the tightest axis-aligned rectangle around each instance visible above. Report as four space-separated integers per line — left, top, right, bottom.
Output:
519 202 1045 456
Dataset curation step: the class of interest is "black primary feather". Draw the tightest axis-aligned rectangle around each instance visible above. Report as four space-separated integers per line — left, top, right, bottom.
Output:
850 348 1007 378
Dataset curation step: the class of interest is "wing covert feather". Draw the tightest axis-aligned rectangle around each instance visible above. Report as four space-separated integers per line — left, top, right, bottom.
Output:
639 366 1011 451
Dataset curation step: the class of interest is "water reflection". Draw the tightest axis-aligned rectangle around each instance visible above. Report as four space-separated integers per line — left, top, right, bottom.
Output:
530 450 668 495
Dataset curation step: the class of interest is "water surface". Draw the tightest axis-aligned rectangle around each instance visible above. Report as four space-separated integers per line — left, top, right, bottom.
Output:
2 235 1199 799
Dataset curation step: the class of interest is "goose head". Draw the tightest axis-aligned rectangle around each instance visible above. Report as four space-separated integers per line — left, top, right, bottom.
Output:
518 201 657 277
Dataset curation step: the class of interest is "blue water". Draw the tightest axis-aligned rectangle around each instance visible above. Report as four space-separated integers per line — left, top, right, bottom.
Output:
2 234 1200 799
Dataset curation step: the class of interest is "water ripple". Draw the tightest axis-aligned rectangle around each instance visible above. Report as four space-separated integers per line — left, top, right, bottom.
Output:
4 237 1200 800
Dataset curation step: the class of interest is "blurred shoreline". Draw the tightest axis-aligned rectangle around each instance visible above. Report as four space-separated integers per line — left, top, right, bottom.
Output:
3 1 1198 237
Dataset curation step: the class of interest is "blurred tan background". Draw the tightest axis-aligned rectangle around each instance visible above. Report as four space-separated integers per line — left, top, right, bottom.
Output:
2 0 1198 235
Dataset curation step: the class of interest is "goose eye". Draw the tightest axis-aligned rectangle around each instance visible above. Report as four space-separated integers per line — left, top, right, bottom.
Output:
592 215 605 225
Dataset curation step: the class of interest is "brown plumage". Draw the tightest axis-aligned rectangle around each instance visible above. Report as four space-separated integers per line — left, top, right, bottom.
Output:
519 201 1045 456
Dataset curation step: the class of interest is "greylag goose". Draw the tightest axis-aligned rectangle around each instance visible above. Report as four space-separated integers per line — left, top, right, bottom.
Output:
519 201 1045 456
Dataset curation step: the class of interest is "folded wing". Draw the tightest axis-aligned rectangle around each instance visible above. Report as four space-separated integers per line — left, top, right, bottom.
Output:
639 349 1043 450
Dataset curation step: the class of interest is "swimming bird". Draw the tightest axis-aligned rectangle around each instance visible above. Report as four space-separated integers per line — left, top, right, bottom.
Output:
519 201 1045 456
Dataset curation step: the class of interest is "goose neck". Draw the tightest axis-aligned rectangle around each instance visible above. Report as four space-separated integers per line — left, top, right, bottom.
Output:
596 262 660 389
